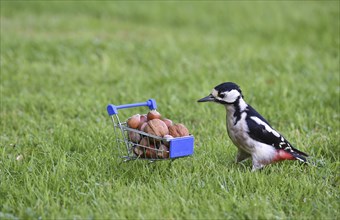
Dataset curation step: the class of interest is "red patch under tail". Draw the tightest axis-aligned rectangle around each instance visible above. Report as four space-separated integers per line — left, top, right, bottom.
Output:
273 150 296 162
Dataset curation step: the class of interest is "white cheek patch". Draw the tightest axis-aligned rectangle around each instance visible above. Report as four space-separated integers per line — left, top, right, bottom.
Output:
211 89 218 98
225 90 240 103
250 116 280 137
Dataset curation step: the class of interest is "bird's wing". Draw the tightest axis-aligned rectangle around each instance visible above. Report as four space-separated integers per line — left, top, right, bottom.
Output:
246 115 284 148
246 114 308 159
245 105 284 147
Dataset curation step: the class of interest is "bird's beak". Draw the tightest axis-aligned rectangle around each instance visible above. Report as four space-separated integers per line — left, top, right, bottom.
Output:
197 94 215 102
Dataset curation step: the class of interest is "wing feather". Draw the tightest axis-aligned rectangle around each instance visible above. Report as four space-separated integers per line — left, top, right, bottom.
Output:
245 106 308 158
246 115 283 148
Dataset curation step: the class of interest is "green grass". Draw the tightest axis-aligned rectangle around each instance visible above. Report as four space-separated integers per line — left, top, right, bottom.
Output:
1 1 339 219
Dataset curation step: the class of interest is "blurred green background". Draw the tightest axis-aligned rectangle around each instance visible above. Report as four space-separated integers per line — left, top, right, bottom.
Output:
1 1 339 219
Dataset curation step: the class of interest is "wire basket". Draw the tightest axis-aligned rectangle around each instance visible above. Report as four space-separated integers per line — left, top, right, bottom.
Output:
107 99 194 161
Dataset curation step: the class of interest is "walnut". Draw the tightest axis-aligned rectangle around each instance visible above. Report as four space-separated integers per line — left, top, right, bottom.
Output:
168 124 189 137
144 119 169 137
138 122 148 131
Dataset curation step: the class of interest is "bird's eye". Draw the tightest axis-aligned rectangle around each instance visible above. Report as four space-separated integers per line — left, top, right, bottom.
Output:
218 93 225 98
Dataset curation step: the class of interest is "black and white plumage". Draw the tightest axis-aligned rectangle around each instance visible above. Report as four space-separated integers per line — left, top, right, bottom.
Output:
198 82 308 171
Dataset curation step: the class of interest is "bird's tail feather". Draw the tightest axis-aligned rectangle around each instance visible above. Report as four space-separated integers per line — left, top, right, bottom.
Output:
291 147 309 163
292 152 308 163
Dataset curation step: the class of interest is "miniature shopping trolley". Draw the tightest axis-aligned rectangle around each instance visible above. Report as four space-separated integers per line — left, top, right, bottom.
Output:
107 99 194 161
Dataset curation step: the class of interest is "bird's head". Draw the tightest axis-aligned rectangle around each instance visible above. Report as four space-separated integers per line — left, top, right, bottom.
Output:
198 82 243 105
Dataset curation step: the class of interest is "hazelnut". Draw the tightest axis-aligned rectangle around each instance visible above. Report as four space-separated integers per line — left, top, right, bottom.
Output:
162 134 173 147
168 124 189 137
162 118 173 127
163 134 174 139
157 144 169 158
140 114 148 124
147 110 161 121
139 137 150 147
133 146 145 158
128 131 141 143
145 144 157 159
126 114 140 129
144 119 169 137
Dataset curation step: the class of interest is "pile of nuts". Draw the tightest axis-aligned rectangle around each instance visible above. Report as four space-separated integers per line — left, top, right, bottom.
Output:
126 110 190 159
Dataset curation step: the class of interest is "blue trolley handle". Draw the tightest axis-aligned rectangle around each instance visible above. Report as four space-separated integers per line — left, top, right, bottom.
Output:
107 99 157 116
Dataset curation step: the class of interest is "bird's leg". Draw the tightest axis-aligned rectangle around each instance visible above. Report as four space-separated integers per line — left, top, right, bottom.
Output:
236 149 251 163
251 158 265 171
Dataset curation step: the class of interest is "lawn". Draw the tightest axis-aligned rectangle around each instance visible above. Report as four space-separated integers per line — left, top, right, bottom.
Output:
1 1 339 219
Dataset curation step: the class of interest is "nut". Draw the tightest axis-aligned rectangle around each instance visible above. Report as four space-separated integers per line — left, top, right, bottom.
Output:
145 144 157 159
162 118 173 127
128 131 141 143
147 110 161 121
168 124 189 137
139 137 158 152
138 122 148 131
133 146 145 158
163 134 174 139
144 119 169 137
139 137 150 147
157 144 169 158
127 114 141 129
162 134 173 147
140 114 148 124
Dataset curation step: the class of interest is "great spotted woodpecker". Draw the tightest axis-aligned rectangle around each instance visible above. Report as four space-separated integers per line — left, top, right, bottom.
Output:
198 82 308 171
